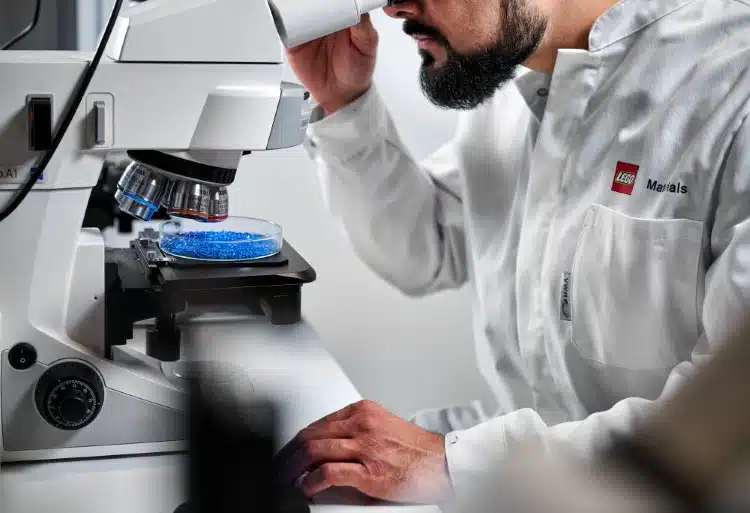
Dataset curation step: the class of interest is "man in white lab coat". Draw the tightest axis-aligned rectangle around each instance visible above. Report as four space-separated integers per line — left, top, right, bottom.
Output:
275 0 750 504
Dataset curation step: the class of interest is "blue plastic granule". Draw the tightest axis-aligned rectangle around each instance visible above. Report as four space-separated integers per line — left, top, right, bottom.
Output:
160 231 280 260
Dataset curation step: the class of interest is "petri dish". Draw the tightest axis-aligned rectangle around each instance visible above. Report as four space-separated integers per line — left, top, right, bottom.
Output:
159 216 282 261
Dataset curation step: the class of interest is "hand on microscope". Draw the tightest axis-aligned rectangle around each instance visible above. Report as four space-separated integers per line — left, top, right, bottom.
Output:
274 400 453 504
285 13 378 115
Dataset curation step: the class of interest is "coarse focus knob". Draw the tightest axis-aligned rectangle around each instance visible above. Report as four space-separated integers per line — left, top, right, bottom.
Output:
35 361 105 430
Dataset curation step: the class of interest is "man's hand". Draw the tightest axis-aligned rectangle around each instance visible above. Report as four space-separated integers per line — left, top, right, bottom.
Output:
274 400 453 504
285 14 378 115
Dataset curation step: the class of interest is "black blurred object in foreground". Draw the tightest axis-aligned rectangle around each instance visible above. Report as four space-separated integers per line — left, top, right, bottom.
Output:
180 371 309 513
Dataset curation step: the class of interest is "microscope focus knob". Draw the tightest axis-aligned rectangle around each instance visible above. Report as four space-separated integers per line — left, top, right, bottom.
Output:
35 361 105 430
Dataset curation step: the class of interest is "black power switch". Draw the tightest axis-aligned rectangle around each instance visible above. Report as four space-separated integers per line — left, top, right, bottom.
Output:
28 96 53 151
8 342 37 370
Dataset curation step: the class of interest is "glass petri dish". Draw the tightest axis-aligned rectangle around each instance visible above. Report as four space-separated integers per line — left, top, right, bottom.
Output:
159 216 282 261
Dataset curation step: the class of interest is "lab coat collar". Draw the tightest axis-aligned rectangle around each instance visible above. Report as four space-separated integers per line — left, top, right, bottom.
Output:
587 0 699 51
510 0 699 116
512 68 553 121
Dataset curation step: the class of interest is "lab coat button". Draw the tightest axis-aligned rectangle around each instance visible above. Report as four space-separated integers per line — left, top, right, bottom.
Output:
537 88 549 97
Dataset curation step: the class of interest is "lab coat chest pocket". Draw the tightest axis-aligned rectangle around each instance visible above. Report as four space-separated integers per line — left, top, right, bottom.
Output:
570 204 703 371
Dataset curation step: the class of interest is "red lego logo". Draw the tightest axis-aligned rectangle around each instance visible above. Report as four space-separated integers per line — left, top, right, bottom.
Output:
611 161 639 195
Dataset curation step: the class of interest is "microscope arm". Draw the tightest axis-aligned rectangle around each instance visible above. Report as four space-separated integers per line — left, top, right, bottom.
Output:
91 0 389 223
106 0 390 64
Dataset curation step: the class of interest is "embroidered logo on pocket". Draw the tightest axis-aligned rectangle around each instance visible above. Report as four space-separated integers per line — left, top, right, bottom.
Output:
611 161 639 195
560 272 572 321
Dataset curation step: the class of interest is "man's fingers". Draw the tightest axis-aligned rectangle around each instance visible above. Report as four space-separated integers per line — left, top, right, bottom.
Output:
275 416 357 472
301 462 368 497
353 12 375 32
350 13 379 53
319 402 359 423
280 438 361 485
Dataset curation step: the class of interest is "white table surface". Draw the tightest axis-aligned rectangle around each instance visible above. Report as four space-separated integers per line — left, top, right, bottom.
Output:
0 316 440 513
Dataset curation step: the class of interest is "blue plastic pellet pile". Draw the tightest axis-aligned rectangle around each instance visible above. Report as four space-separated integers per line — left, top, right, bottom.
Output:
160 231 279 260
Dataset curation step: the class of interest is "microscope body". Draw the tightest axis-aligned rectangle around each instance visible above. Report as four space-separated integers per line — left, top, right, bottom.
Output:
0 0 386 464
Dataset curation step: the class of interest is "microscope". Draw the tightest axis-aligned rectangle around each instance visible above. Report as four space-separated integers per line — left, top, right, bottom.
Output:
0 0 389 464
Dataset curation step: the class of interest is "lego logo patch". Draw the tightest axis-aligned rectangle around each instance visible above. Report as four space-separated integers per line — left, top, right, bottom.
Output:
611 161 639 195
614 171 636 185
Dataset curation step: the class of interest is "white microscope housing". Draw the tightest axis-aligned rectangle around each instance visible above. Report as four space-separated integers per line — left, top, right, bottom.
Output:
0 0 386 464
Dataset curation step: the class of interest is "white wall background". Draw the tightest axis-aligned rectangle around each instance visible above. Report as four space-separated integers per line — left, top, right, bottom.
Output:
229 11 494 419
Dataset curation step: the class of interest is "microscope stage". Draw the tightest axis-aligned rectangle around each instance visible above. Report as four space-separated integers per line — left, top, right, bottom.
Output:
104 230 317 358
117 227 316 290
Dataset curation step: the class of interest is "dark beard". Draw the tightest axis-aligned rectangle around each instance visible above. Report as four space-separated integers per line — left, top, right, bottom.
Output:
404 0 546 110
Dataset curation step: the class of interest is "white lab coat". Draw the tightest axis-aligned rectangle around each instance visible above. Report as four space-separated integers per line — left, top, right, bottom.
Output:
303 0 750 497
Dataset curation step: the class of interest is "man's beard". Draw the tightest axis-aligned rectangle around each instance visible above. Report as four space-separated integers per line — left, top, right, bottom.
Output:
404 1 546 110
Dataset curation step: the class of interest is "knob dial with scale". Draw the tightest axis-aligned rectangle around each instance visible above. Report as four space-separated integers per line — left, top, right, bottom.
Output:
35 361 105 430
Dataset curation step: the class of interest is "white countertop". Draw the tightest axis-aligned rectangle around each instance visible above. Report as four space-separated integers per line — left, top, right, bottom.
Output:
0 316 440 513
0 453 439 513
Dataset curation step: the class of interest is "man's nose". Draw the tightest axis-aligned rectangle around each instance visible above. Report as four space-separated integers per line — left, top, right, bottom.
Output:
384 0 421 18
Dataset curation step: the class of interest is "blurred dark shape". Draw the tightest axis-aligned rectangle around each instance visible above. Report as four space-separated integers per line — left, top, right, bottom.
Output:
601 317 750 510
442 318 750 513
182 368 309 513
173 503 191 513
